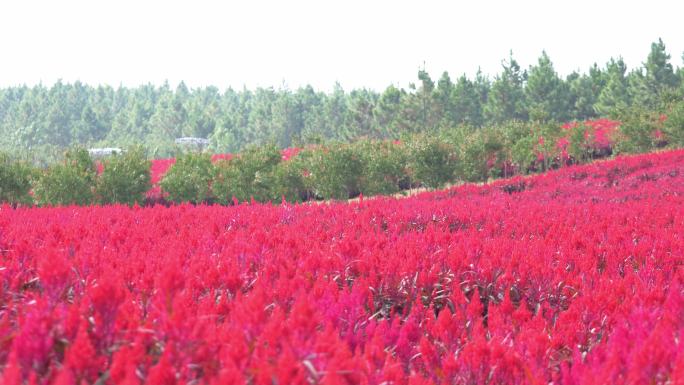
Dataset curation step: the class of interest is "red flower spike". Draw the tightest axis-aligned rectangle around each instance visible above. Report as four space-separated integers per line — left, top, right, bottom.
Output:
64 320 100 382
146 351 176 385
0 351 23 385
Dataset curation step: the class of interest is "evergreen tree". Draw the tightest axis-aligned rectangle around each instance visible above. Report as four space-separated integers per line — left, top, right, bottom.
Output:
375 85 410 138
246 87 277 145
595 58 630 116
345 89 376 139
473 68 492 109
435 72 456 128
186 86 219 139
646 38 679 89
630 39 680 108
321 83 349 141
680 52 684 96
416 69 439 131
147 85 187 156
452 74 484 126
567 65 603 120
296 85 327 143
525 51 570 121
272 89 304 147
485 52 528 123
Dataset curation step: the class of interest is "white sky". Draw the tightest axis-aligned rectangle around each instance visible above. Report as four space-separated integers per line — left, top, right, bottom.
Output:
0 0 682 92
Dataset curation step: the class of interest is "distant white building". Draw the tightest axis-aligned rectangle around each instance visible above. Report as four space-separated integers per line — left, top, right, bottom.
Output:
88 147 123 158
175 137 209 146
175 137 209 149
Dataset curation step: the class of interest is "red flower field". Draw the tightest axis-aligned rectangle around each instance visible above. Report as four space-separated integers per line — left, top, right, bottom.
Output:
1 149 683 384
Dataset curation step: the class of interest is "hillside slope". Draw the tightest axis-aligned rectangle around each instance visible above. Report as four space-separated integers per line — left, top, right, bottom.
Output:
0 150 683 384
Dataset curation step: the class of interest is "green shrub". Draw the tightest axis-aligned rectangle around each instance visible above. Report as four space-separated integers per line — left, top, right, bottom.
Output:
407 135 457 188
212 144 282 204
449 126 509 183
566 123 593 163
496 121 535 175
0 153 36 206
34 148 97 206
457 133 490 183
510 136 537 174
614 107 662 154
533 121 563 170
498 120 534 149
355 140 409 195
212 161 241 204
160 152 214 204
269 155 310 203
305 144 364 200
96 146 151 205
662 100 684 147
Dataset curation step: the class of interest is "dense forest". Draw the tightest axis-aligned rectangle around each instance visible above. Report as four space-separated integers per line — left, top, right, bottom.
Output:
1 39 682 162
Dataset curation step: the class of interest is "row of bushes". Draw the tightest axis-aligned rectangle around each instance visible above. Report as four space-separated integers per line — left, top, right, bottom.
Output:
160 100 684 204
1 101 683 206
0 147 150 207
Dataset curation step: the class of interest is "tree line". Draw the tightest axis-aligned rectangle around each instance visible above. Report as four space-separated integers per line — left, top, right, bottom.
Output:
0 39 682 162
2 97 683 207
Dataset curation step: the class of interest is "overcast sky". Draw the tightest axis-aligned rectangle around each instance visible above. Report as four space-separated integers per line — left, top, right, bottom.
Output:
0 0 681 92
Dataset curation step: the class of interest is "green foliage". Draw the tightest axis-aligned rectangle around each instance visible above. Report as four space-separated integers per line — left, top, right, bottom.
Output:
0 40 682 161
2 38 683 206
375 85 411 137
568 68 602 120
595 58 631 116
510 136 538 174
356 140 409 195
567 124 593 163
454 128 505 182
407 135 457 188
9 101 684 208
96 146 151 205
212 144 282 203
662 100 684 147
614 107 662 154
534 122 564 170
304 145 364 200
484 53 528 123
34 148 97 206
0 153 36 206
269 157 309 203
160 152 214 204
525 51 571 122
490 120 537 175
450 74 485 127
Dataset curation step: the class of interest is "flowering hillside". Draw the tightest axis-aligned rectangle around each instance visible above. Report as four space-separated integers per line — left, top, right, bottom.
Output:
0 149 683 384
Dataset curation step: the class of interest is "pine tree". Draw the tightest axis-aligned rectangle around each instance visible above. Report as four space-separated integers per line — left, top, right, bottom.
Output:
595 58 630 116
435 72 456 128
525 51 570 121
568 67 602 120
452 74 484 126
345 89 376 139
485 52 527 123
322 83 350 141
629 39 680 108
416 69 439 131
646 38 679 89
375 85 410 138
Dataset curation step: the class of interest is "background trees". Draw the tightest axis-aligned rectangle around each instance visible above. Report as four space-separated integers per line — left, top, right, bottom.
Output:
595 58 631 116
484 53 528 123
525 51 570 122
0 40 681 162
